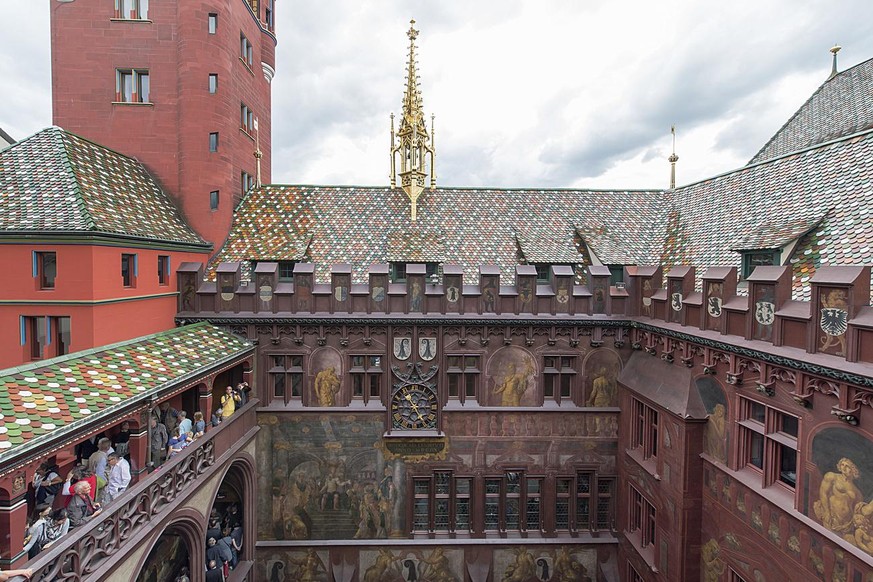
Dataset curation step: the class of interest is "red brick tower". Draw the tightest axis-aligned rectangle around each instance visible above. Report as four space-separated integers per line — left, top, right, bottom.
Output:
50 0 276 250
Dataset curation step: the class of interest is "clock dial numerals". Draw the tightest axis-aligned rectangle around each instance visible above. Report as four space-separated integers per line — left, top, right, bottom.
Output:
391 384 437 430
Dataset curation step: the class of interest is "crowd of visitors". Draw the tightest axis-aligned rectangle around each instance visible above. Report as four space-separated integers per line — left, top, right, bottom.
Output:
21 381 249 565
203 503 244 581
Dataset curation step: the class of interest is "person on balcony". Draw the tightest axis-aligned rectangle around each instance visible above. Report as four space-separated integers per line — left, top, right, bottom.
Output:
193 412 206 437
113 421 132 460
67 481 102 528
87 438 114 481
205 560 223 582
60 466 98 507
103 453 131 503
150 416 169 466
178 411 193 436
22 504 51 559
220 386 242 420
40 508 70 550
32 463 62 506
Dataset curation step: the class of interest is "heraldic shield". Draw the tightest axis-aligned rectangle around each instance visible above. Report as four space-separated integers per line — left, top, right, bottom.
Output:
755 301 775 326
820 308 848 337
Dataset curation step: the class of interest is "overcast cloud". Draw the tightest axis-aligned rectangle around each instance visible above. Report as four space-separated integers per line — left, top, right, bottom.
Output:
2 1 873 190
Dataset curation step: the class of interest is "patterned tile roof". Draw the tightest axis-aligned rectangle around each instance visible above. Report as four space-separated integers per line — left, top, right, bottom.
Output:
0 127 206 246
211 186 667 283
664 128 873 300
0 323 251 454
750 58 873 164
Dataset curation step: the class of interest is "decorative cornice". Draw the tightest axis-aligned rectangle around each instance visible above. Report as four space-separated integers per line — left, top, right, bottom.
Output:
177 316 873 389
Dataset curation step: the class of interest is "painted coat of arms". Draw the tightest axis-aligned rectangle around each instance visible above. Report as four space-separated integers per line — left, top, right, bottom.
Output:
820 308 848 337
446 286 460 303
419 338 437 361
394 337 412 360
707 297 722 317
755 301 775 326
334 286 348 302
372 286 385 302
671 293 683 312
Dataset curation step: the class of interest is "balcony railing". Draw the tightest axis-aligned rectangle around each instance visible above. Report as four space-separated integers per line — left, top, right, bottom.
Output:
25 401 258 581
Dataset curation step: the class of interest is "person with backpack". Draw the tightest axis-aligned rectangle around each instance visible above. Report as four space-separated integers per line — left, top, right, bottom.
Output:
22 504 51 559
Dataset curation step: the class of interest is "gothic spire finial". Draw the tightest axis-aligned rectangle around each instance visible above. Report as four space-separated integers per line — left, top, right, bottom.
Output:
829 43 842 80
668 125 679 190
390 18 436 221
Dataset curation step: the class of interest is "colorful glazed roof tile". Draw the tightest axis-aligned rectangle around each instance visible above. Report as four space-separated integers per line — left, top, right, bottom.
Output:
750 57 873 164
664 128 873 300
0 323 251 455
210 186 667 284
0 127 207 246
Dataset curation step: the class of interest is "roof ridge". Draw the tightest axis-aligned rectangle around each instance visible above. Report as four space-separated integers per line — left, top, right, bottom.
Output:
748 56 873 165
680 126 873 191
57 130 98 231
258 183 665 194
0 126 62 157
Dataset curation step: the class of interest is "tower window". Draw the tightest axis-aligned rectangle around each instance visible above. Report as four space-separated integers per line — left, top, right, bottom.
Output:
208 13 218 34
265 0 274 30
240 33 253 67
209 190 220 210
115 0 148 20
240 103 254 133
209 132 219 152
116 69 150 103
208 74 218 94
241 171 254 196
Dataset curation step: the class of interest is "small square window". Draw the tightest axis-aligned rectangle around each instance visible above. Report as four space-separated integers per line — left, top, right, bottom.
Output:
209 132 219 152
278 261 295 281
116 69 150 103
209 190 220 210
208 74 218 94
116 0 148 20
208 13 218 34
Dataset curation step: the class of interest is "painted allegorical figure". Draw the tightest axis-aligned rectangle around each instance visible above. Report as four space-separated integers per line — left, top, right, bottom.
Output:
814 457 863 536
493 357 535 406
314 368 341 406
419 547 457 582
703 403 727 462
586 367 617 407
362 548 401 582
501 547 537 582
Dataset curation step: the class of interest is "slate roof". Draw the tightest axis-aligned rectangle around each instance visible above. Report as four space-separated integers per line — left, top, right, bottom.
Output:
750 57 873 165
0 127 207 246
210 186 667 284
0 323 251 455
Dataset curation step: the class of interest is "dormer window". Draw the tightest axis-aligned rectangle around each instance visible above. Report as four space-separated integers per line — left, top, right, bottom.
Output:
530 263 574 284
741 250 779 279
390 262 439 283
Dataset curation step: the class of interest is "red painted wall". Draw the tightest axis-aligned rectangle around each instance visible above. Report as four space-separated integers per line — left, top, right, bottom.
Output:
0 243 208 370
50 0 275 251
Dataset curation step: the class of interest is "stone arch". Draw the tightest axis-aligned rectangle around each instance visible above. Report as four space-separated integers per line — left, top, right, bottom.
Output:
207 453 258 564
132 510 203 582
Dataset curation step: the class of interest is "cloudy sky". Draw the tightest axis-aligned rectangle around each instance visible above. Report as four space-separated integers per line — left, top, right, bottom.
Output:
2 1 873 190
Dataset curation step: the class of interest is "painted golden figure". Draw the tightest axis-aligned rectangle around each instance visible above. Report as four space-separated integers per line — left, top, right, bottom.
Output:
315 367 341 406
493 357 535 406
814 457 863 535
363 548 401 582
703 403 727 462
288 548 327 582
419 547 458 582
501 547 536 582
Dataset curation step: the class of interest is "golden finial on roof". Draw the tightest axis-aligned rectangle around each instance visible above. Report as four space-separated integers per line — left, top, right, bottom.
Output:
390 18 436 222
668 125 679 190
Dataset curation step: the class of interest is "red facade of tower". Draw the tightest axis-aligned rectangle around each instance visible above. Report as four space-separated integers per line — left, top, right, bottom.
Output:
50 0 276 250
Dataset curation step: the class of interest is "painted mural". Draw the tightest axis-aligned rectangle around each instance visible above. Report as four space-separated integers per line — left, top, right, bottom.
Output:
583 350 621 408
443 412 618 439
259 415 405 541
811 427 873 556
487 347 537 406
360 547 462 582
264 549 330 582
311 348 342 406
696 377 728 463
135 533 188 582
494 546 595 582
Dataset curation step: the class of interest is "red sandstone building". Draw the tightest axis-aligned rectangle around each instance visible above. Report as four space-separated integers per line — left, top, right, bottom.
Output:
1 4 872 582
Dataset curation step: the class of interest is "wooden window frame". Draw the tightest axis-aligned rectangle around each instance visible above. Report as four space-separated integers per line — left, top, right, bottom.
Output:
543 355 577 404
349 354 383 404
446 354 479 404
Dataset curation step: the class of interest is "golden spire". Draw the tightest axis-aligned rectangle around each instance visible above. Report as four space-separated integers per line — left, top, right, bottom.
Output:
390 19 436 221
668 125 679 190
829 43 842 80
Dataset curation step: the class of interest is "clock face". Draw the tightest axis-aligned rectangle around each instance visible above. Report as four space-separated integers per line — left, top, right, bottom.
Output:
391 384 438 430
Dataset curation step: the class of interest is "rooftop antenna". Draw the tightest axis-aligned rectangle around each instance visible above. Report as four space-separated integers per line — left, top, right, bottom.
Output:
668 125 679 190
828 44 841 80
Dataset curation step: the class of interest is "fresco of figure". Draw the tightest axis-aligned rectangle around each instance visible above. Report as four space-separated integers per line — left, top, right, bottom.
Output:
700 539 724 582
315 368 341 406
493 357 535 406
362 548 401 582
850 499 873 554
703 404 727 462
814 457 863 536
586 367 617 407
551 546 590 582
288 549 327 582
419 547 457 582
501 548 536 582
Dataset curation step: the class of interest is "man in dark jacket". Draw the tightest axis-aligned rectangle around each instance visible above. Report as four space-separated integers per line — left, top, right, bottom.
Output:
205 559 223 582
